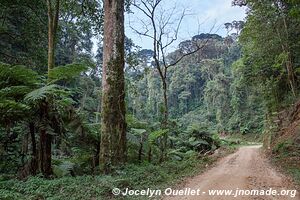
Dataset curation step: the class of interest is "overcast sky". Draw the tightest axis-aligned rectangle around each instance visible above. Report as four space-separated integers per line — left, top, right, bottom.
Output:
92 0 246 54
125 0 246 50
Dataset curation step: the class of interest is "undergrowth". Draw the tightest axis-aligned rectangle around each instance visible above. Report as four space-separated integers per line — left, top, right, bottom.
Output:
0 156 216 200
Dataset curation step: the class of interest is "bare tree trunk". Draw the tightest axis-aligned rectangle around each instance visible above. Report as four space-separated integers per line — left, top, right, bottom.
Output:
100 0 126 174
47 0 59 73
282 17 296 96
39 129 52 177
138 142 143 163
93 141 100 171
280 17 297 96
29 122 38 175
286 53 296 96
162 79 168 125
148 146 152 163
159 77 169 163
38 100 52 177
38 0 60 178
48 28 55 72
21 132 29 165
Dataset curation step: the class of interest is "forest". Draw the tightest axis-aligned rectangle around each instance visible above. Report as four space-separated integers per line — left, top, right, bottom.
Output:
0 0 300 199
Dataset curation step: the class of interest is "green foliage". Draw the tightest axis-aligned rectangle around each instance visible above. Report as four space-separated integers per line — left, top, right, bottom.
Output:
48 63 88 82
272 139 296 156
0 86 32 99
0 100 30 123
148 129 169 144
1 0 299 195
238 0 300 111
0 1 48 67
125 32 267 136
271 130 300 185
0 63 40 88
53 160 75 178
128 128 147 144
126 114 148 129
0 63 40 125
0 157 214 200
24 85 60 102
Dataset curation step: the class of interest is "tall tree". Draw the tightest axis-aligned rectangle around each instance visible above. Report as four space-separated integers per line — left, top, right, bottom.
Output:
100 0 126 173
131 0 206 126
47 0 60 73
38 0 60 177
237 0 300 109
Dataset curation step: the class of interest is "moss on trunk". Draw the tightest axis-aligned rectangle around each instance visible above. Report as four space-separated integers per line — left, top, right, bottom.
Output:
100 0 126 173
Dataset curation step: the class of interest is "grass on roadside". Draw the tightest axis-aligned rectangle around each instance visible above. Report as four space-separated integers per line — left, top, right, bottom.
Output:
0 143 237 200
271 140 300 185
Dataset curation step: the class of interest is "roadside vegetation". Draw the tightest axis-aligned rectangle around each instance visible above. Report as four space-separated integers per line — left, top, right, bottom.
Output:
0 0 300 199
0 144 238 200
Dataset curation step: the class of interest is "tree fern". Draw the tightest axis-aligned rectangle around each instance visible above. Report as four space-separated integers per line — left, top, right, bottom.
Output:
53 161 75 177
0 86 32 99
127 132 140 145
0 100 30 123
0 63 40 88
24 84 60 102
48 63 88 83
148 129 169 144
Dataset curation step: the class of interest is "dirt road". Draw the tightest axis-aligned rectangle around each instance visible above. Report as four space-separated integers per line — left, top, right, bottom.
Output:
164 145 299 200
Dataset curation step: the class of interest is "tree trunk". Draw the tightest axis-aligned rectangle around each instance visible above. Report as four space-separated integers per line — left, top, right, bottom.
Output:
38 100 52 177
21 132 29 166
159 134 168 163
93 141 100 172
38 0 59 178
285 49 296 97
138 143 143 163
100 0 126 174
39 129 52 177
282 17 296 96
162 79 168 126
48 27 55 73
47 0 59 73
29 122 38 175
148 146 152 163
160 79 168 162
93 101 101 173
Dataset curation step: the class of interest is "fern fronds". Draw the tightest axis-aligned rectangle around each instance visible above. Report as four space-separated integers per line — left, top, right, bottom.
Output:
24 84 59 102
0 63 39 88
48 63 88 82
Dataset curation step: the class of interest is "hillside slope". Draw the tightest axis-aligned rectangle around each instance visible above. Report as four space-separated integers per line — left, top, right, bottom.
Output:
266 100 300 184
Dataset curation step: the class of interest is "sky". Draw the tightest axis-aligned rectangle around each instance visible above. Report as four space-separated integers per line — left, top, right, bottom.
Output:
92 0 246 54
124 0 246 50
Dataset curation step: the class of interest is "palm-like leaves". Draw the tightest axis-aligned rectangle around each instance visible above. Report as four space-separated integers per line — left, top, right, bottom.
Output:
48 63 88 83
